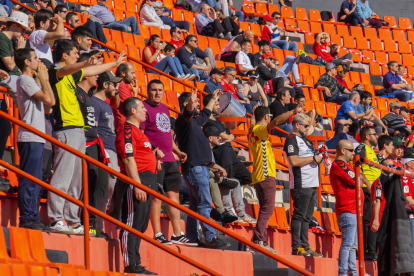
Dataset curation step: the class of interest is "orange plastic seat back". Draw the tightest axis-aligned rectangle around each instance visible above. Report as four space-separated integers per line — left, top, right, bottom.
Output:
336 25 349 37
363 27 378 39
383 15 397 28
350 26 363 38
368 38 383 51
295 7 308 20
398 40 411 53
9 227 35 262
280 6 294 18
356 37 369 50
309 9 322 22
398 17 412 30
378 28 392 40
322 23 335 35
392 29 406 41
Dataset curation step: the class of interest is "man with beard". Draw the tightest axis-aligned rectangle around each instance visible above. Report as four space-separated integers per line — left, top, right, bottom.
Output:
112 62 140 131
203 94 256 223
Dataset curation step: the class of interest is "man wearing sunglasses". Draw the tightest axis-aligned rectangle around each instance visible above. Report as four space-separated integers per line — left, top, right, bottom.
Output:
284 113 323 258
330 140 361 276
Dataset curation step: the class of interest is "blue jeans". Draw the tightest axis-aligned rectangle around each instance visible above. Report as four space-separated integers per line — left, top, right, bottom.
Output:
328 93 350 105
106 16 140 35
342 12 364 27
84 19 108 49
183 166 216 243
242 103 252 116
272 123 292 138
337 212 358 276
234 11 244 21
182 64 209 82
17 142 44 224
271 40 298 52
0 99 11 159
147 56 181 77
393 90 413 102
197 0 221 12
410 218 414 252
279 55 300 81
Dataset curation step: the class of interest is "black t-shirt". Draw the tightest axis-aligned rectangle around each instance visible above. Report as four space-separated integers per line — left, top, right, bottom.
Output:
77 86 98 142
204 118 239 168
176 46 208 69
268 100 296 125
251 52 262 68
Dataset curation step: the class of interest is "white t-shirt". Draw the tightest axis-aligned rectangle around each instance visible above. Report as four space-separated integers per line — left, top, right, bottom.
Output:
235 51 253 75
29 30 53 63
270 23 282 43
16 75 45 143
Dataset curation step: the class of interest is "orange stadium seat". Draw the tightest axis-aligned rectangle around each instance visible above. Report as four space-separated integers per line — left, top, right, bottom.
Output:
356 37 369 50
363 27 378 39
378 28 392 40
350 26 363 38
383 15 398 28
360 72 371 85
309 9 322 22
361 50 374 63
280 6 294 18
384 39 397 52
374 51 388 65
268 4 279 15
369 62 382 75
398 17 412 30
336 25 349 37
388 52 402 64
398 40 411 53
295 7 308 21
343 36 355 48
322 23 335 35
284 18 296 32
368 38 383 51
407 31 414 43
297 20 310 32
329 34 342 45
403 54 414 67
392 29 406 41
304 33 314 44
255 3 268 17
298 63 310 75
310 22 322 34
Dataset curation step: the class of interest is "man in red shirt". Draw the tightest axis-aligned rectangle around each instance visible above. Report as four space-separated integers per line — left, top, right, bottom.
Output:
111 62 139 132
113 97 160 275
220 66 252 114
313 32 353 70
401 148 414 250
330 139 363 276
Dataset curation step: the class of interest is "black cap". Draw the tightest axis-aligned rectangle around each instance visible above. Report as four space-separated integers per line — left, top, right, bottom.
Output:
402 147 414 159
209 68 223 76
203 126 221 138
97 71 123 87
247 70 259 78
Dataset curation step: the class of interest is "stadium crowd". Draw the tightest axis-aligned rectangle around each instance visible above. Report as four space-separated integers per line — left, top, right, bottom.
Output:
1 0 414 275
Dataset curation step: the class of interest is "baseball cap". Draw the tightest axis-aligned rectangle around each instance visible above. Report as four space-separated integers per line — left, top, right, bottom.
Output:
262 53 276 60
401 147 414 165
247 70 259 78
263 15 274 22
337 65 348 73
203 126 221 138
97 71 123 86
326 63 336 70
389 102 402 108
209 68 223 76
400 106 409 113
393 136 404 147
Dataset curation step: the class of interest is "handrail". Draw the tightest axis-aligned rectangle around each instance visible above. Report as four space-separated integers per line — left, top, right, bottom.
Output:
0 111 316 276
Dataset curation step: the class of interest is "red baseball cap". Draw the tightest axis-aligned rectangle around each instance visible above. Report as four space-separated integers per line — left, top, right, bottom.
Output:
263 15 274 21
262 53 277 60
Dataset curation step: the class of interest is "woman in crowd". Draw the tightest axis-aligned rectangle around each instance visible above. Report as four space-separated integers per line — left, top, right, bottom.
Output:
139 0 171 29
242 70 268 107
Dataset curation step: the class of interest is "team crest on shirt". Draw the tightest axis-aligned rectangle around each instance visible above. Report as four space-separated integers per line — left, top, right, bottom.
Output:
156 113 171 133
376 189 382 198
288 145 294 153
125 143 133 153
405 185 410 193
348 171 355 178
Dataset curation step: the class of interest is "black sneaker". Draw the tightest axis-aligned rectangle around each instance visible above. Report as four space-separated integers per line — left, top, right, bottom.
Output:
294 53 306 64
306 248 323 258
206 237 230 249
220 178 239 189
34 221 53 232
124 265 158 275
364 253 377 261
187 237 206 248
171 234 198 246
221 211 239 224
19 220 43 230
97 231 111 239
154 233 172 245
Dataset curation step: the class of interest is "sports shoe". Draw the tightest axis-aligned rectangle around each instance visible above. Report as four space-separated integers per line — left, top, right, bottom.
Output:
19 220 43 230
221 211 239 224
154 233 172 245
294 53 306 64
306 248 323 257
97 231 111 239
257 241 278 254
238 214 257 224
223 33 233 40
72 225 85 235
206 237 231 249
50 221 74 235
176 75 186 80
171 233 198 246
295 82 308 87
292 247 311 256
89 227 97 237
220 178 239 189
185 74 196 81
35 221 53 232
124 265 158 275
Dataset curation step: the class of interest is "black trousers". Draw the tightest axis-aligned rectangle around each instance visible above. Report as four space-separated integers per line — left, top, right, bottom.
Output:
119 171 156 267
363 186 377 255
291 187 317 251
80 144 109 227
224 161 252 185
272 77 285 94
37 148 53 211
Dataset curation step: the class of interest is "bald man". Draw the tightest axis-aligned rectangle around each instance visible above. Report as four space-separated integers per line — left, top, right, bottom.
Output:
329 140 362 276
219 30 254 63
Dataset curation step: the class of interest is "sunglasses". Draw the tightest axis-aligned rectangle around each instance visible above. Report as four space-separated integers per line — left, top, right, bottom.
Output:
274 17 281 19
298 123 309 129
344 148 355 153
229 74 236 77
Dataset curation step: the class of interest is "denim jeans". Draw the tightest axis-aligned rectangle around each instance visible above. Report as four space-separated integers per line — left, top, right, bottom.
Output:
271 123 292 138
279 56 300 81
84 19 108 49
342 12 364 27
410 218 414 253
393 90 413 102
234 11 244 21
106 16 140 35
337 212 358 276
271 40 298 52
182 64 209 82
183 166 216 243
242 103 253 116
328 93 350 105
0 99 11 159
147 56 181 77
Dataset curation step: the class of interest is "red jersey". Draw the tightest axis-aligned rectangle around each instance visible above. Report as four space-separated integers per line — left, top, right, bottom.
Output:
402 170 414 217
110 82 134 132
330 160 364 215
312 42 333 63
335 75 350 90
142 46 161 69
261 25 272 42
170 39 184 53
115 122 157 175
220 80 240 100
370 178 386 228
64 22 72 34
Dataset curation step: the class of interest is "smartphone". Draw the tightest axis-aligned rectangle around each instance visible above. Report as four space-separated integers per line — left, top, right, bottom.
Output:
371 105 377 109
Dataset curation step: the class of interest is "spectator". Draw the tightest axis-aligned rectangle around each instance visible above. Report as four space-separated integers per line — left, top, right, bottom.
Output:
54 4 67 19
248 104 300 253
140 80 195 246
279 0 292 7
160 44 193 81
228 0 244 20
66 12 108 49
112 62 139 131
383 61 414 103
355 0 381 29
269 88 299 137
86 0 140 35
71 26 93 52
330 140 361 276
47 39 126 234
176 35 211 82
335 92 375 135
220 66 252 113
268 12 298 51
242 70 268 107
284 113 323 257
400 106 412 129
0 0 11 14
338 0 367 27
386 136 403 169
355 91 388 136
143 34 191 80
112 97 158 275
355 126 380 261
398 64 412 87
251 39 270 68
14 48 55 230
175 90 230 248
195 3 238 40
152 0 190 31
219 30 254 62
382 102 410 138
35 0 53 11
139 0 171 29
194 0 229 16
315 63 351 104
256 53 284 94
204 68 223 94
275 55 306 87
377 135 394 162
400 148 414 251
235 40 254 75
313 33 353 70
334 64 362 92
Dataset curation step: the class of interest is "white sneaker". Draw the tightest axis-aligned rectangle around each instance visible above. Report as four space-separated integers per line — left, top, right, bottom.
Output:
176 75 186 79
50 221 74 235
72 225 85 235
239 214 257 224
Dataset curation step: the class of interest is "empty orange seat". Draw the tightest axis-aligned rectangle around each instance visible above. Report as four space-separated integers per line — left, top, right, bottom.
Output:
349 71 361 83
399 17 412 30
383 39 397 52
284 18 296 32
383 15 398 28
298 63 310 75
364 27 378 39
329 34 342 45
336 25 349 37
295 7 308 20
398 40 411 54
374 51 388 65
378 28 392 40
297 20 310 32
403 54 414 67
274 207 290 230
369 62 382 75
350 26 363 38
368 38 383 51
360 72 371 85
280 6 294 18
343 36 355 49
322 211 341 235
310 22 322 33
304 33 314 44
389 52 402 64
114 42 127 53
268 4 279 15
356 37 369 50
392 29 406 41
109 29 122 42
322 23 336 35
255 2 268 17
309 88 321 101
408 31 414 43
159 76 172 90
